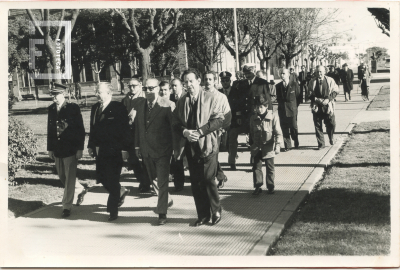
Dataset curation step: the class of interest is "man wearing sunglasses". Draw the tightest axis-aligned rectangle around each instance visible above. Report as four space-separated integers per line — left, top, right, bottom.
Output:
135 79 175 225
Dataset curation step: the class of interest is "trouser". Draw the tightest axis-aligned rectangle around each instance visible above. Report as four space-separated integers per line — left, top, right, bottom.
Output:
216 161 226 182
252 151 275 191
299 83 306 104
170 157 185 189
228 124 249 164
143 155 171 214
96 153 123 216
313 111 336 147
55 154 84 210
278 110 299 149
127 149 151 189
185 145 220 219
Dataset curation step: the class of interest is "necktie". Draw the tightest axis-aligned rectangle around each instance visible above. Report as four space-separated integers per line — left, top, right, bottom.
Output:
175 94 179 101
191 96 197 105
148 102 153 112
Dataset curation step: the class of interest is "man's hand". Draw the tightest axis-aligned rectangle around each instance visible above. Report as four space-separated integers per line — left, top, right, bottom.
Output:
321 99 329 106
76 150 83 160
48 151 55 160
88 148 94 158
184 129 200 142
122 151 129 160
135 149 142 159
275 146 280 155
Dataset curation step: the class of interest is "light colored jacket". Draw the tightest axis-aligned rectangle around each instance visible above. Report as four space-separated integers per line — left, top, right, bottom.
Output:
249 110 283 159
173 88 227 159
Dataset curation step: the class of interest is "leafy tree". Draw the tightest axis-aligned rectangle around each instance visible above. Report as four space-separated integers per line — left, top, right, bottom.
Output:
368 8 389 37
8 13 30 74
366 46 388 62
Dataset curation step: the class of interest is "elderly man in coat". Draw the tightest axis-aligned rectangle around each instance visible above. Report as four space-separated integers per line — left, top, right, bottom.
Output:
339 63 354 101
308 66 340 150
173 68 229 227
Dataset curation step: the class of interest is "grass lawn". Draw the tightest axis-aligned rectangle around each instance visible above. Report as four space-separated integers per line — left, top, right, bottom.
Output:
268 120 390 256
368 86 390 111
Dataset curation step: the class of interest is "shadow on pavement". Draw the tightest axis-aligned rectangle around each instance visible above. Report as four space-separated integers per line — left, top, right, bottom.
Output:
8 198 45 218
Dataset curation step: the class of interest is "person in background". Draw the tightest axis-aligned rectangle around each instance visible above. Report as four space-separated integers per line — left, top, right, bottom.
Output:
298 65 307 105
121 78 151 193
308 66 339 150
275 68 300 151
339 63 354 102
256 70 268 80
359 64 372 101
326 65 340 86
47 83 87 218
289 67 299 84
170 78 185 103
305 67 315 102
159 80 173 102
249 94 283 196
88 82 131 221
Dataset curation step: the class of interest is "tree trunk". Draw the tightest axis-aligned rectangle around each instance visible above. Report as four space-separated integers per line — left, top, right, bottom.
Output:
285 55 291 68
49 48 62 84
141 48 152 85
265 60 271 81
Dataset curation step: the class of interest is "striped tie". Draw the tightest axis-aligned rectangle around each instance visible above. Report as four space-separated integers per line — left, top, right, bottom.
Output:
148 102 153 112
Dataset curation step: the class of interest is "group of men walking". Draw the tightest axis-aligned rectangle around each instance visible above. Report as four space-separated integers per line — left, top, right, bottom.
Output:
47 62 349 226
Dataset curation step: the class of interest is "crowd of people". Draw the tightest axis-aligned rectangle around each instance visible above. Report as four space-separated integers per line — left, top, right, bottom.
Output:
46 61 371 226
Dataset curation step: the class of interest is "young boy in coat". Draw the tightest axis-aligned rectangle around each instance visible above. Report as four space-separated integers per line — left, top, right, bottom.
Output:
249 94 283 195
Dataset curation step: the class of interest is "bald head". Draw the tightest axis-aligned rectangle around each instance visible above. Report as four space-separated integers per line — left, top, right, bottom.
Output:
280 68 290 83
146 78 159 87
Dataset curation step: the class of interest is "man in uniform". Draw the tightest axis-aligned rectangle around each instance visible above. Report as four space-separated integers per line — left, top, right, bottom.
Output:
173 68 228 226
47 83 86 218
308 66 339 149
275 69 300 151
88 83 131 221
339 63 354 101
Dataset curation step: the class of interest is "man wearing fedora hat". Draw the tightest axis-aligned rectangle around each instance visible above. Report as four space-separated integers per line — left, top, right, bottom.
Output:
47 82 86 218
339 63 354 101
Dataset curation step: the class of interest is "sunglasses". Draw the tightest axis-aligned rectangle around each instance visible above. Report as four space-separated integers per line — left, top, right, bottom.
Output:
142 86 158 92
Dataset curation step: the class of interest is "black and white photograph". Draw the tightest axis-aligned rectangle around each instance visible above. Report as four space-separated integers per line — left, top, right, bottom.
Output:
2 1 399 268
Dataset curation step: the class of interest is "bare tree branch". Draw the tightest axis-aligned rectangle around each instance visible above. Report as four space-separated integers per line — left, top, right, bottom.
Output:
26 9 44 36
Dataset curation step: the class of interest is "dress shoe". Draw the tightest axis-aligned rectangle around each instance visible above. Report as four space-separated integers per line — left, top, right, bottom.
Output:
61 209 70 218
349 96 351 100
175 186 184 192
294 141 299 149
230 164 237 171
168 200 173 208
118 188 130 207
252 187 262 195
212 209 222 225
139 186 151 193
329 139 334 145
158 214 167 225
318 145 326 150
76 188 87 206
282 148 290 152
194 216 210 227
267 189 275 195
108 213 118 221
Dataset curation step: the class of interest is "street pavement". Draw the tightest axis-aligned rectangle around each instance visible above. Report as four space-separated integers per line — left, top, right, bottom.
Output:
5 79 390 267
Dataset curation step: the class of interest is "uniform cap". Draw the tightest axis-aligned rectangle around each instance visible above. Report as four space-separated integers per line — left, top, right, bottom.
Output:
342 63 348 67
219 71 232 78
50 82 67 94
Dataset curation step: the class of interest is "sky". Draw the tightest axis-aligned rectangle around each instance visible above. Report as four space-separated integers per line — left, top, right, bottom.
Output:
333 8 391 54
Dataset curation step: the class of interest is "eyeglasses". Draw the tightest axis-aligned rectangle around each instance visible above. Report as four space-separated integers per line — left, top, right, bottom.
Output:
142 86 158 92
128 84 140 88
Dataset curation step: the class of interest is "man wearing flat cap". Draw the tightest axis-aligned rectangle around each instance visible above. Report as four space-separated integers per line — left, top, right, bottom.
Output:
339 63 354 101
219 70 248 170
47 82 86 218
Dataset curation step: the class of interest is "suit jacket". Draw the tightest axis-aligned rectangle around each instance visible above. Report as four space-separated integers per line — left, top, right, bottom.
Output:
276 81 300 117
340 69 354 90
360 69 371 87
308 76 339 108
134 97 175 159
173 88 226 159
88 101 132 157
326 71 340 85
248 77 274 110
170 92 184 104
47 101 85 158
218 85 247 128
298 71 307 85
289 73 299 84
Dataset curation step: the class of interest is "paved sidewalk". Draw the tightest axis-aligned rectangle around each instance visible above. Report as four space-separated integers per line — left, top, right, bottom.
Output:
6 81 390 266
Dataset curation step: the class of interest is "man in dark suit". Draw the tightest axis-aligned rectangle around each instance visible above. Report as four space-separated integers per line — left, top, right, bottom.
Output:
168 79 186 192
121 78 151 193
173 68 228 226
88 82 132 221
339 63 354 101
276 68 300 151
289 68 299 84
135 78 175 225
244 64 274 112
326 65 340 86
298 65 307 105
47 83 86 218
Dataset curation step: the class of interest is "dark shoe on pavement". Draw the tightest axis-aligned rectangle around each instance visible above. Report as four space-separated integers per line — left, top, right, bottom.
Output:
118 188 130 207
139 186 151 193
158 214 167 225
329 139 334 145
282 148 290 152
194 216 211 227
318 145 326 150
294 141 299 149
212 208 222 225
230 164 236 171
61 209 71 218
168 200 173 208
76 189 87 206
267 189 275 195
108 213 118 221
252 187 262 195
175 186 184 192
